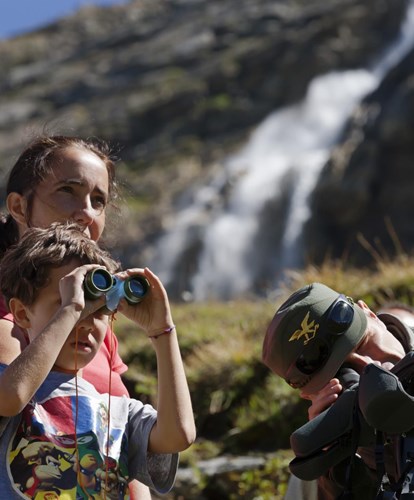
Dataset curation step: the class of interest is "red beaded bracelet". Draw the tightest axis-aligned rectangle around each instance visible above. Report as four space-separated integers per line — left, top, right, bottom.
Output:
148 325 176 339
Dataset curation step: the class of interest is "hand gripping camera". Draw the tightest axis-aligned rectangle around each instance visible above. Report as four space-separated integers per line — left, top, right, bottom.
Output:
289 352 414 498
84 268 149 313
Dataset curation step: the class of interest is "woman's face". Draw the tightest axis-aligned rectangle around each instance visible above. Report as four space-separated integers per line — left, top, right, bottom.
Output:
26 147 109 242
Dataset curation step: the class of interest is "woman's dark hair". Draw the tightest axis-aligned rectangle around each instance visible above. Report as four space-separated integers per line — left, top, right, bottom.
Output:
0 135 118 258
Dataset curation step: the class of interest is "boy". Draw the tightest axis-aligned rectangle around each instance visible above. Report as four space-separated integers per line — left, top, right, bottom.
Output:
0 222 196 499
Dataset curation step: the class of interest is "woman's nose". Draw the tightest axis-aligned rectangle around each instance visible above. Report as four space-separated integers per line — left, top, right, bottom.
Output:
73 201 95 226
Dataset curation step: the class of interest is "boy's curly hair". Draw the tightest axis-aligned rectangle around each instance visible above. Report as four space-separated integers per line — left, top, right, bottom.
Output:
0 222 120 307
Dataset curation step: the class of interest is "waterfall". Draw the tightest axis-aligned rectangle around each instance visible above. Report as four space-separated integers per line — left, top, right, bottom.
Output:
152 1 414 301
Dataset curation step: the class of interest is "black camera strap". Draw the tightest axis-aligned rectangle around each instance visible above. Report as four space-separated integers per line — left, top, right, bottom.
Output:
338 404 361 500
373 432 414 498
374 430 396 498
394 435 414 496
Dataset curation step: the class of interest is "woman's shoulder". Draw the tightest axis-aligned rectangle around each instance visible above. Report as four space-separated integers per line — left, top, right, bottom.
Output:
0 319 27 363
0 293 13 322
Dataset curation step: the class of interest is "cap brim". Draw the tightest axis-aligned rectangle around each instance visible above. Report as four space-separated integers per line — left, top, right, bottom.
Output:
301 305 367 393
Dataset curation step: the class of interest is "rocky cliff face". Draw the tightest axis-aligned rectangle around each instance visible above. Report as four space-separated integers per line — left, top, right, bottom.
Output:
305 41 414 266
0 0 410 297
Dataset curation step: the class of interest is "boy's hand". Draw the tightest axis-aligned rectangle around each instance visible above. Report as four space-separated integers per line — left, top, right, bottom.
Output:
59 264 107 319
116 267 174 335
300 378 342 420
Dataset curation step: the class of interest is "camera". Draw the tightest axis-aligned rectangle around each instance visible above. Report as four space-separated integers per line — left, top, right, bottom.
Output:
84 268 149 312
336 366 360 390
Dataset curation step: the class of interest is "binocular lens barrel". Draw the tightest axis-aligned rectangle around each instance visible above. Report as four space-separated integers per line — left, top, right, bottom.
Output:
123 277 149 304
84 268 113 300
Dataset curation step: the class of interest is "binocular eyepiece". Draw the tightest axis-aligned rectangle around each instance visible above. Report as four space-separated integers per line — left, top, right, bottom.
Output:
84 268 149 313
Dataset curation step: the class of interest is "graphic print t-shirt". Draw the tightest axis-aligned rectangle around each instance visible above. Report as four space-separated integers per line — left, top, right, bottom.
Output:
0 366 178 499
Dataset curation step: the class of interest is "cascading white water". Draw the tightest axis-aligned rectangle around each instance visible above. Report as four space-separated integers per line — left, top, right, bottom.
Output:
152 1 414 301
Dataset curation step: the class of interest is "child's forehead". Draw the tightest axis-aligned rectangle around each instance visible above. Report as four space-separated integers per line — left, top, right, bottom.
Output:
48 260 83 284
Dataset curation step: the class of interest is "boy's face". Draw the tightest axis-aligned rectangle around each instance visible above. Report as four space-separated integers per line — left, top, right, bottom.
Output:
23 261 109 372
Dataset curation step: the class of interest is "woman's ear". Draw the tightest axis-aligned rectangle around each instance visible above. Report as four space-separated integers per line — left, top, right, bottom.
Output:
9 298 31 329
6 192 28 227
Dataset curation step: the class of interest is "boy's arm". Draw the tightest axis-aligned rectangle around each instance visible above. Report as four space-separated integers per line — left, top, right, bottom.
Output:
0 305 80 416
0 264 104 417
117 267 196 454
148 327 196 453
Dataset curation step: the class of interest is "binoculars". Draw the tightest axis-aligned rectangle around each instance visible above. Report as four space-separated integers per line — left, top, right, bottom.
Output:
84 268 149 313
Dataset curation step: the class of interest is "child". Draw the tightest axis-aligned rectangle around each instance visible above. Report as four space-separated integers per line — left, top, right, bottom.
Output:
0 222 196 499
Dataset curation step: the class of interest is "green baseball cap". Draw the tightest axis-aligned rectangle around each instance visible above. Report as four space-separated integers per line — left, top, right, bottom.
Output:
262 283 367 393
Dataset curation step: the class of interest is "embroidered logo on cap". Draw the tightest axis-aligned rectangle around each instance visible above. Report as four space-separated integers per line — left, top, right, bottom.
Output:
288 311 319 345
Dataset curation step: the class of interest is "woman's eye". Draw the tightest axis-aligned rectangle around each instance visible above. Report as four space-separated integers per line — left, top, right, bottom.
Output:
58 185 74 194
92 196 107 209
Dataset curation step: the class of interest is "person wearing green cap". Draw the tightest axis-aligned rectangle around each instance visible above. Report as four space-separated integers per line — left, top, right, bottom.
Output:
262 282 414 499
301 301 414 422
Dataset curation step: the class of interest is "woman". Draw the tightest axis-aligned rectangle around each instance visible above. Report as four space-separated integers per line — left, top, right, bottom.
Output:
0 134 151 499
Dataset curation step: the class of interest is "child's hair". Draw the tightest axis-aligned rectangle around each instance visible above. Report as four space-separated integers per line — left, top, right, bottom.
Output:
0 134 119 258
0 222 120 307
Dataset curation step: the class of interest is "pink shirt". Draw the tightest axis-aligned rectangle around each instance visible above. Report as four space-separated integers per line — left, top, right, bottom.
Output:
0 294 129 397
